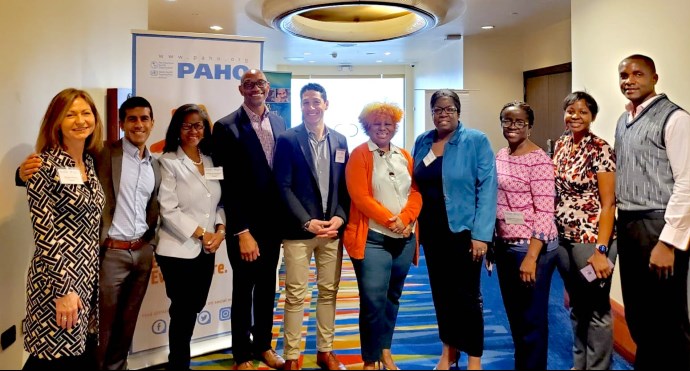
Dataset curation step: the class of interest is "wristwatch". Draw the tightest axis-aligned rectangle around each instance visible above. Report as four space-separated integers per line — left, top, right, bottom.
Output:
198 227 206 240
303 220 311 232
596 244 608 254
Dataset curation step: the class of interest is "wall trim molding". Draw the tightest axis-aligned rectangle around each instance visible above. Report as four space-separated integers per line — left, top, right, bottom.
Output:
611 299 636 363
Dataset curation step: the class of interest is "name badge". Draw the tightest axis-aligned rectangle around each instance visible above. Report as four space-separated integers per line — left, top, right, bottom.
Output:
423 151 437 166
205 167 224 180
335 149 346 163
57 168 84 185
504 211 526 225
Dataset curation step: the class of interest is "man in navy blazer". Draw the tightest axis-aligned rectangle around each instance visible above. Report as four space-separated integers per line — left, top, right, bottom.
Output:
273 83 350 370
211 69 287 371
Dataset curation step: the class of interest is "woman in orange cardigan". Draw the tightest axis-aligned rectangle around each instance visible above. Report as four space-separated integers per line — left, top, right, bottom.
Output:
344 102 422 370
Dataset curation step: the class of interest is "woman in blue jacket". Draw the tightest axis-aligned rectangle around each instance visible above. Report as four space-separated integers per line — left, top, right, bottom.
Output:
412 89 498 370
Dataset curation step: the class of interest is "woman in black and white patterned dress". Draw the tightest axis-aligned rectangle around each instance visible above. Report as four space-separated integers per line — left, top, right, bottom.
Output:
23 88 105 370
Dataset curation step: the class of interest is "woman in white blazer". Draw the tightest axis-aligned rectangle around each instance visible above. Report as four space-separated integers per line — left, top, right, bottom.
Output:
156 104 226 370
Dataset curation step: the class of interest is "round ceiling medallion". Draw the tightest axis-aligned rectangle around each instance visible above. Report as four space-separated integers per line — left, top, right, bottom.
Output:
261 1 448 42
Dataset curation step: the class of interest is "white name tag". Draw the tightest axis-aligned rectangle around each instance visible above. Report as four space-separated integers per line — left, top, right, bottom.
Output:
335 149 346 163
504 211 526 225
57 168 84 185
205 167 224 180
423 151 437 166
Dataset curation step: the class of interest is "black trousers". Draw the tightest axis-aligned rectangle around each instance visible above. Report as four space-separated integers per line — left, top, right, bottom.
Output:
23 336 97 370
617 211 690 369
422 230 484 357
156 252 215 370
227 234 282 363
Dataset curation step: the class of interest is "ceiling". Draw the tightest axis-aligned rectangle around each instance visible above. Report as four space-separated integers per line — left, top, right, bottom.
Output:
148 0 571 67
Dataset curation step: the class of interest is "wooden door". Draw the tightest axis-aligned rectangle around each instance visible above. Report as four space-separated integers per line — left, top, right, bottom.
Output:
524 63 572 156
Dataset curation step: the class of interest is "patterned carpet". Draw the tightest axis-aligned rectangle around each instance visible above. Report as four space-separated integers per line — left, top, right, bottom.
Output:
189 249 633 370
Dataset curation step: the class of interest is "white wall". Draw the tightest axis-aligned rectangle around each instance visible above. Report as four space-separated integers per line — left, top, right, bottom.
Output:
571 0 690 305
0 1 146 368
464 32 526 152
411 39 463 149
464 22 571 152
522 19 571 72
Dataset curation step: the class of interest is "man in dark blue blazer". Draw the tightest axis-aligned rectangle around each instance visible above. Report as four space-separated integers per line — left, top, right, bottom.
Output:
211 69 287 371
273 83 350 370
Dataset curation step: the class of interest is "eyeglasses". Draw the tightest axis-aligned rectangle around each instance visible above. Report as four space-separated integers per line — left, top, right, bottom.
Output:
500 119 528 129
181 122 204 131
241 79 268 89
432 106 458 115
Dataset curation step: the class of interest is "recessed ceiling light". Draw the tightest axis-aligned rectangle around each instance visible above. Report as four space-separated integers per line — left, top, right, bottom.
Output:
481 25 495 30
262 1 447 42
376 60 383 63
210 25 223 31
303 52 312 56
308 60 316 63
384 52 391 56
284 56 304 61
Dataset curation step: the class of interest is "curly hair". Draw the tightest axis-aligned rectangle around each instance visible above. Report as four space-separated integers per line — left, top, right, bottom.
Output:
358 102 404 135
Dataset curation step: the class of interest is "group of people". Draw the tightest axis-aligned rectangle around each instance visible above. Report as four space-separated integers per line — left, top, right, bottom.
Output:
16 53 690 371
492 54 690 371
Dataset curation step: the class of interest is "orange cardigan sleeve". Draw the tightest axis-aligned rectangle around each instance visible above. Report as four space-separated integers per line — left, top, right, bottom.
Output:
397 149 423 226
345 144 395 227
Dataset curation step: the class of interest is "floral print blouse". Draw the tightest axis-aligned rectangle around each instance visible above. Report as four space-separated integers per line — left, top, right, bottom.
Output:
553 131 616 243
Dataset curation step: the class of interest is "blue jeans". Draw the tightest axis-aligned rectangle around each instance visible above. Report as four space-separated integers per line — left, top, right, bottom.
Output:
352 230 416 362
496 242 558 370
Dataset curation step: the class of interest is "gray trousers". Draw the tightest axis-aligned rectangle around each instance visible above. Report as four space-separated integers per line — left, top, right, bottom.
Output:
556 239 617 370
98 244 154 370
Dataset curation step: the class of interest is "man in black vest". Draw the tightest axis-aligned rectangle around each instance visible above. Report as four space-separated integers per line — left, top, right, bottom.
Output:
614 54 690 369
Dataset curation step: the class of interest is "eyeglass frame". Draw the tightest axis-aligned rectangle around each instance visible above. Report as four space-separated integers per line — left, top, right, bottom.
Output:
180 121 205 132
431 106 459 115
241 79 268 90
500 119 529 129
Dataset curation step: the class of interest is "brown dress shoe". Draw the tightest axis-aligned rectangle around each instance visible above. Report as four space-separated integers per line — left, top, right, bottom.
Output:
316 351 347 370
260 349 286 369
283 359 301 370
234 360 256 370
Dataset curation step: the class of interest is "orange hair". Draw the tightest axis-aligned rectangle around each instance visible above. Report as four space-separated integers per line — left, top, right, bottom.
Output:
358 102 404 134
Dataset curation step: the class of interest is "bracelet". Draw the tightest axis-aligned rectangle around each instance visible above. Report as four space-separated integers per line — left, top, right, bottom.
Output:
198 227 206 240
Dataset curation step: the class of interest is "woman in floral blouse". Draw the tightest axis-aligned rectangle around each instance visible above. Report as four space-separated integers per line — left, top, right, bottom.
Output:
494 101 559 370
553 91 616 370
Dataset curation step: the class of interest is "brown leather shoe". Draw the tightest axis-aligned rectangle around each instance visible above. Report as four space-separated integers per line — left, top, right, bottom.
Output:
234 360 256 370
316 351 346 370
283 359 301 370
260 349 286 369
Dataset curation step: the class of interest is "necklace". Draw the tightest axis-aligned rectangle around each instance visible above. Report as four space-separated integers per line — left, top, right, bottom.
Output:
190 147 203 166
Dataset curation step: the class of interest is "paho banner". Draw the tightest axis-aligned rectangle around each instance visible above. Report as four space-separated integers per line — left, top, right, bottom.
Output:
129 30 263 368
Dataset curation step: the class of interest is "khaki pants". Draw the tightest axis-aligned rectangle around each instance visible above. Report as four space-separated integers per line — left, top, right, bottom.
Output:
282 237 343 360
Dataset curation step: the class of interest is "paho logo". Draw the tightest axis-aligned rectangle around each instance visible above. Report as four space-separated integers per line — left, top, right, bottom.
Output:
178 63 249 80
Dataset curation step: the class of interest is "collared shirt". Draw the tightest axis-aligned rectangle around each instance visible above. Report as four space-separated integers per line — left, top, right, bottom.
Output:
107 138 155 241
367 140 413 238
625 95 690 250
243 103 275 168
306 125 331 214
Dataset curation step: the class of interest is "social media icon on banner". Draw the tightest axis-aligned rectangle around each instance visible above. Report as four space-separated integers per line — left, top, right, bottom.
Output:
152 320 167 334
197 311 212 325
219 307 231 321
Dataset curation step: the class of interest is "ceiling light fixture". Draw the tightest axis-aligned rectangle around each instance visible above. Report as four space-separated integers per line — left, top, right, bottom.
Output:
210 25 223 31
481 25 495 30
260 0 455 42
